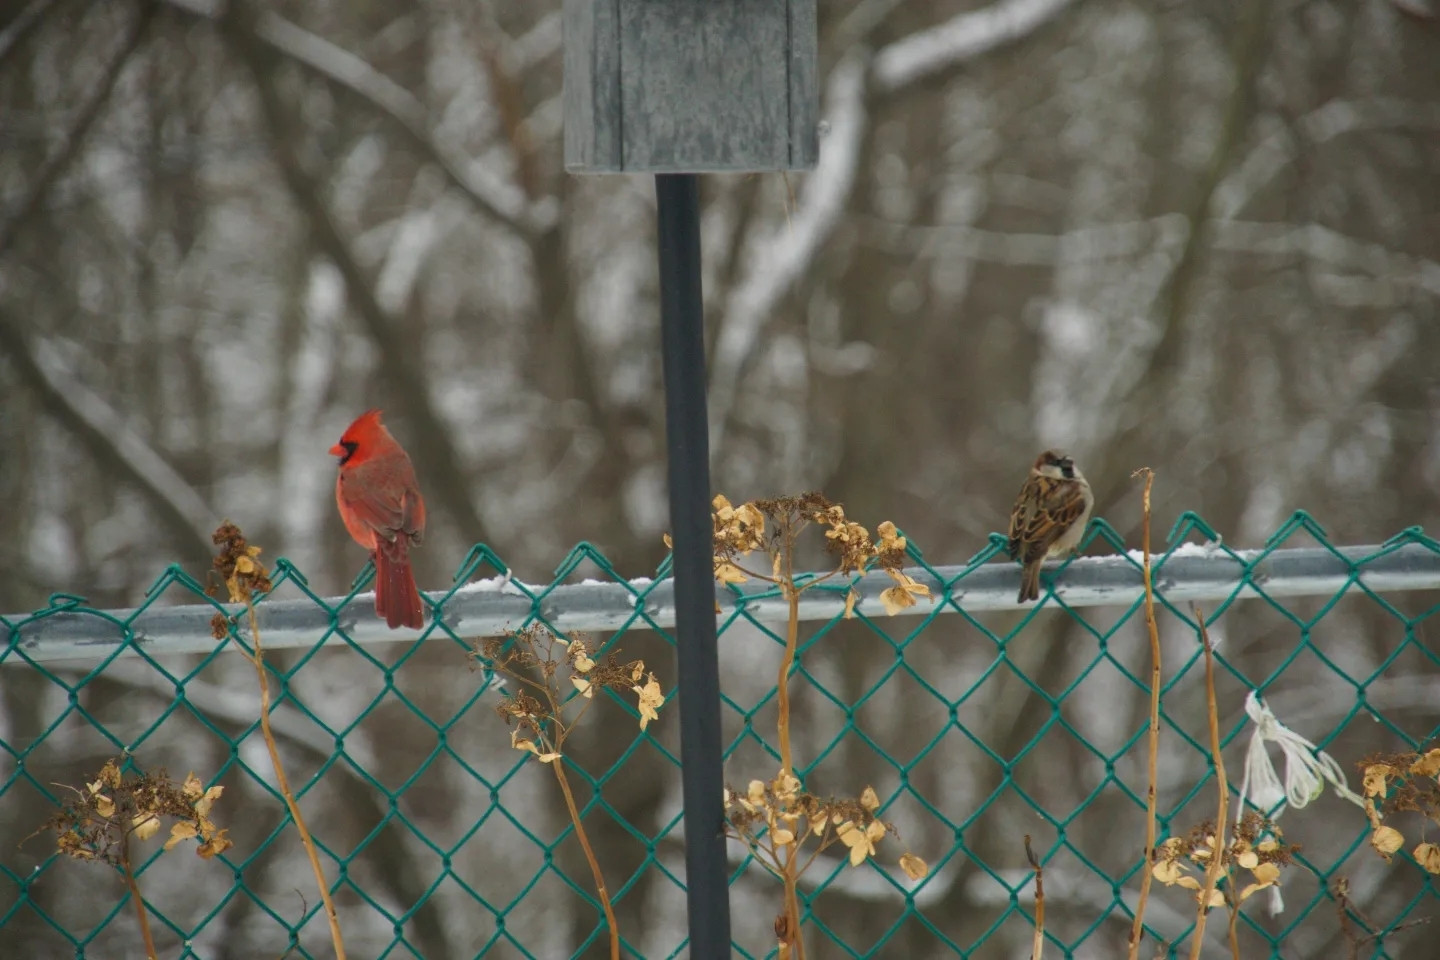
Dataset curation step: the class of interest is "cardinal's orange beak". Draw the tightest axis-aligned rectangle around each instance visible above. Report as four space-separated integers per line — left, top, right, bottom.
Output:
329 442 345 457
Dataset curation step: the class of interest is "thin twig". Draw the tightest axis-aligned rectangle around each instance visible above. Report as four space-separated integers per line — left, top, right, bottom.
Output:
243 601 347 960
1335 878 1366 960
120 830 159 960
731 562 780 584
1190 605 1230 960
794 569 843 593
563 688 601 734
1025 835 1045 960
1333 877 1430 959
796 830 841 877
730 832 786 880
503 670 558 699
551 760 620 960
1127 467 1161 960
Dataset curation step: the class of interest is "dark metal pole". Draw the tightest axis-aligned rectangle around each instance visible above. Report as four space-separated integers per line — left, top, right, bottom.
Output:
655 172 731 955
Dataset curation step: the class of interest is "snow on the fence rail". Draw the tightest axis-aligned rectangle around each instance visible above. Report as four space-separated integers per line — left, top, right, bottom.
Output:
1166 540 1227 558
5 543 1440 664
451 571 524 595
1124 541 1227 564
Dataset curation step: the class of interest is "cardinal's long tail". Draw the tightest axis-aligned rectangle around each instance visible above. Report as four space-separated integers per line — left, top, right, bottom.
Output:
1018 560 1042 604
375 549 424 629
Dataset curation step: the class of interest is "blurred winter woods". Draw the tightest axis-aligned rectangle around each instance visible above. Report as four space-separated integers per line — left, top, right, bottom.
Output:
2 0 1439 956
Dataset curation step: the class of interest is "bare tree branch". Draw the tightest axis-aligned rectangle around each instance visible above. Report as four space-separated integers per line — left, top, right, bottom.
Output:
0 0 60 65
0 310 217 557
1215 98 1440 220
855 214 1440 302
162 0 552 236
508 9 561 72
222 3 492 550
872 0 1082 94
1090 3 1269 514
466 1 546 200
826 0 906 53
707 0 1088 455
0 0 155 260
0 2 216 560
1209 220 1440 299
1138 2 1270 394
855 213 1190 265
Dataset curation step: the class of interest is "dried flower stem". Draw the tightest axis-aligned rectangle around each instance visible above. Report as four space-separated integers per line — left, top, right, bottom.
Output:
539 659 618 959
242 601 347 960
120 830 159 960
1189 605 1230 959
1025 835 1045 960
480 627 639 959
774 533 805 959
1127 467 1161 960
551 760 620 960
777 574 799 778
712 495 923 960
782 861 805 960
1334 877 1430 959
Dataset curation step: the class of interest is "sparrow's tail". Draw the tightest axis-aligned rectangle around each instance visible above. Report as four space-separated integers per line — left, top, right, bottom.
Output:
375 550 424 629
1017 561 1042 604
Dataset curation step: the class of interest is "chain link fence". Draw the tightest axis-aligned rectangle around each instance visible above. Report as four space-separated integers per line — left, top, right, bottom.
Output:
2 513 1438 958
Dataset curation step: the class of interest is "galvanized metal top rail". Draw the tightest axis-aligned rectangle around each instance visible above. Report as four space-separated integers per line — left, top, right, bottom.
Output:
5 541 1438 664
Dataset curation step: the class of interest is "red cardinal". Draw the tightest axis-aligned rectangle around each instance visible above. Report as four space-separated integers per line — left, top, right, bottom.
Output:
330 409 427 628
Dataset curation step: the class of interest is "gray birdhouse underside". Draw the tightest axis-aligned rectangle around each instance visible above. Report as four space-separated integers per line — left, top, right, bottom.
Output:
564 0 819 173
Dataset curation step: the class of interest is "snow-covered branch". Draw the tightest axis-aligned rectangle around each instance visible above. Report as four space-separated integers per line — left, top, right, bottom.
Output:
855 213 1191 266
1214 98 1440 219
707 52 868 452
510 10 562 72
1209 220 1440 298
704 0 1084 450
872 0 1082 93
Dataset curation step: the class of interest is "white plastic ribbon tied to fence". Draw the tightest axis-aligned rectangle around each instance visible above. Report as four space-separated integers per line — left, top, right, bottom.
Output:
1236 690 1367 914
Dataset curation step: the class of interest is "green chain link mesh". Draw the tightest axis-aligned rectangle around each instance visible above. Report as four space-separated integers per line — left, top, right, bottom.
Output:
2 513 1438 958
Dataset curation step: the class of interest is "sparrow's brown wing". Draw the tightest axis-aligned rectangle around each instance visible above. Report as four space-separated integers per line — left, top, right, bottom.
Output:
1007 475 1047 560
1008 476 1088 564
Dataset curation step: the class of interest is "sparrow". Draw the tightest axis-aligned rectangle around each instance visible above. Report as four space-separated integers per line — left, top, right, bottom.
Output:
331 409 427 628
1007 450 1094 603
